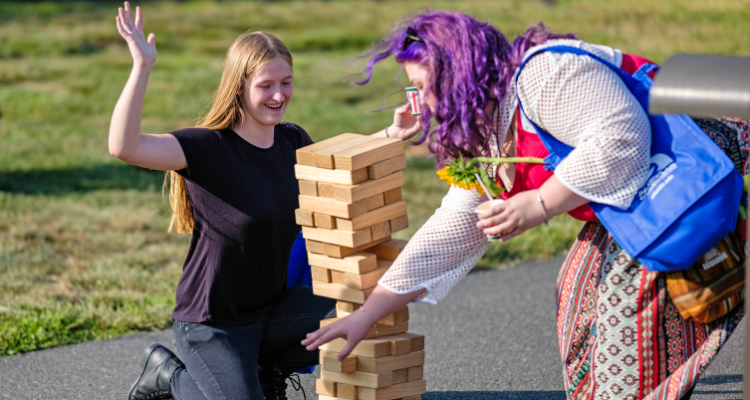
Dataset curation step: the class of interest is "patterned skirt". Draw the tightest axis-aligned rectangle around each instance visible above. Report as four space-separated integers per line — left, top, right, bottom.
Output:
556 222 744 400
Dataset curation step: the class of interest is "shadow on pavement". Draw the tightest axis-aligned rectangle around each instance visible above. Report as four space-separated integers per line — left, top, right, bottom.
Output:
424 391 566 399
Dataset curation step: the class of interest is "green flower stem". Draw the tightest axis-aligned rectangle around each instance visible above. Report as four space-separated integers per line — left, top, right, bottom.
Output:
466 157 546 168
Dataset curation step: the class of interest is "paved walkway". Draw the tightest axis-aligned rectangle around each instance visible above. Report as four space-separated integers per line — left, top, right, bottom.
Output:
0 257 743 399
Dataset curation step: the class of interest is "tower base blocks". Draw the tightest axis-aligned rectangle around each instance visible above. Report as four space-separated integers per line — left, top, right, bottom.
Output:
295 134 426 400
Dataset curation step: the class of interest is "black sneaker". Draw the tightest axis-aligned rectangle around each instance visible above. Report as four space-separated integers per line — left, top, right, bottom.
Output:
258 362 305 400
128 343 185 400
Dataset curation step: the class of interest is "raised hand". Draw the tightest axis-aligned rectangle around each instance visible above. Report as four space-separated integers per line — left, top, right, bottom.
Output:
115 2 156 68
390 103 422 140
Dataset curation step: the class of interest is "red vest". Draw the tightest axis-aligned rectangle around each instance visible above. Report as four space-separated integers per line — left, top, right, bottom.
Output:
499 54 657 222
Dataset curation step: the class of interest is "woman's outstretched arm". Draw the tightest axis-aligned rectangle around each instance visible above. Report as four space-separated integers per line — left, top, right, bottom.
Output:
109 2 186 171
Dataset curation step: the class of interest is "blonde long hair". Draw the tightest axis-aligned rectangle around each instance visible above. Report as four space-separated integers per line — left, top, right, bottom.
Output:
165 31 293 233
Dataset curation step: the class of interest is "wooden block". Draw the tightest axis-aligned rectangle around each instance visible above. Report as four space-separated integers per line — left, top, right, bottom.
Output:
368 239 408 261
368 159 394 180
379 307 409 326
333 137 403 171
383 187 402 204
318 396 349 400
306 239 325 255
392 333 424 351
320 318 408 339
390 153 407 171
407 366 423 382
388 336 412 355
307 252 377 274
336 201 407 232
316 379 337 397
359 193 385 211
298 180 318 196
318 182 336 198
311 266 332 283
390 214 409 233
320 369 393 389
356 350 425 374
302 226 372 247
330 270 346 285
295 209 314 227
299 195 367 219
336 301 360 313
401 396 422 400
314 213 337 230
392 369 408 384
313 282 374 303
336 383 357 399
315 135 380 169
370 221 391 241
321 336 392 358
295 164 369 185
296 133 361 166
344 261 391 290
330 171 404 203
322 236 391 259
323 352 357 373
357 380 427 400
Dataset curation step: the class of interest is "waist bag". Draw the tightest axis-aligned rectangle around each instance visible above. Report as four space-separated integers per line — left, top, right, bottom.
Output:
516 45 743 272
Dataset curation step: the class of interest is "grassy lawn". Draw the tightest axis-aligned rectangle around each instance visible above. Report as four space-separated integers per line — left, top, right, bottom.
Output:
1 0 749 357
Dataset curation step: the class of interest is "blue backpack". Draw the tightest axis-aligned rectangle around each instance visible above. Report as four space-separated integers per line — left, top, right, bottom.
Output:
516 45 743 272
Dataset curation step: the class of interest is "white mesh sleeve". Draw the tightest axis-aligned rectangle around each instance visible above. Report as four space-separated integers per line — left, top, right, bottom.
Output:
378 185 491 304
517 40 651 209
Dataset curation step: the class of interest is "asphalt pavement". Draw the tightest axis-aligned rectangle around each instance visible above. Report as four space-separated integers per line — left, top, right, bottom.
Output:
0 257 743 399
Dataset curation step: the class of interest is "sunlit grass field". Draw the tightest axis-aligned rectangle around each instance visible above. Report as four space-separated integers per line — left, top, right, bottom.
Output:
2 0 749 357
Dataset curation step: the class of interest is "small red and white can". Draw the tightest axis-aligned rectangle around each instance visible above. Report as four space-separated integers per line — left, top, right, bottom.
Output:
405 87 422 116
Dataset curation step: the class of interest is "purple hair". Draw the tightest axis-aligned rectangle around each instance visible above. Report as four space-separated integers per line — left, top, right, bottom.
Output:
356 12 576 161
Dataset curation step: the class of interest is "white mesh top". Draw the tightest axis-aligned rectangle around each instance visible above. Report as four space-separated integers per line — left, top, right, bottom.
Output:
379 39 652 304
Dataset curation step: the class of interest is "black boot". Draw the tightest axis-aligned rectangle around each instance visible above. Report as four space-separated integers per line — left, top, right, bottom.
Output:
258 361 305 400
128 343 185 400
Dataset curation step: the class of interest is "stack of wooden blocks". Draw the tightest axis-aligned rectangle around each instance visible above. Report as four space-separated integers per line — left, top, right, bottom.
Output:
294 133 426 400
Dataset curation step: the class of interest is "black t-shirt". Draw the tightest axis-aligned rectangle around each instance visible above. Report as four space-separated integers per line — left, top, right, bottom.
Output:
169 123 313 325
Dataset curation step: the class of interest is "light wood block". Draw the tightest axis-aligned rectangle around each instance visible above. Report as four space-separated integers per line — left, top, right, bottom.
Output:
344 261 391 290
330 270 346 285
322 236 391 259
383 187 402 204
302 226 372 248
407 366 423 382
295 164 369 185
314 213 337 230
333 137 403 171
323 352 357 373
320 369 393 389
298 180 319 196
306 239 326 255
313 282 374 303
307 252 377 274
320 318 408 339
393 333 424 351
336 301 360 313
401 396 422 400
299 195 367 219
379 307 409 326
315 135 380 169
357 380 427 400
368 158 394 180
360 193 385 211
388 336 412 356
318 396 348 400
320 337 393 358
329 171 404 203
336 383 357 399
392 369 408 384
296 133 361 166
318 182 337 198
368 239 408 261
316 379 337 397
295 209 314 227
356 350 425 374
390 214 409 233
370 221 391 241
390 153 408 171
336 201 407 232
311 266 332 283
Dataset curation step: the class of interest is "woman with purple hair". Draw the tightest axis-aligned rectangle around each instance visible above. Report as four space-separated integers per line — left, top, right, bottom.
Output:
302 11 746 399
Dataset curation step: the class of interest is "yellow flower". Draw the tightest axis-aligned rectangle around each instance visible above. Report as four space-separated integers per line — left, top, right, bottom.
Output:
436 167 484 196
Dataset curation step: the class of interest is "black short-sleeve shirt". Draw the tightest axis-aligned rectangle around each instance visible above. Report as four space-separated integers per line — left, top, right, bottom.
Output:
169 123 313 325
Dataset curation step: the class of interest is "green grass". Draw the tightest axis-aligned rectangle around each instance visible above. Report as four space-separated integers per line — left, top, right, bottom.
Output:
2 0 750 357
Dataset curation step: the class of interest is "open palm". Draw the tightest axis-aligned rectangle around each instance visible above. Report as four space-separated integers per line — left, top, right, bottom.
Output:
115 2 156 68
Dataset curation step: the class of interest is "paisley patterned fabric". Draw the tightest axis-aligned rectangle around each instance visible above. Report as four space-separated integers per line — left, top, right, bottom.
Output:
557 117 749 399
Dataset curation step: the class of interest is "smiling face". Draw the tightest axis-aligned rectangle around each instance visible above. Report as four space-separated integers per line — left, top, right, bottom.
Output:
404 61 436 112
240 57 294 128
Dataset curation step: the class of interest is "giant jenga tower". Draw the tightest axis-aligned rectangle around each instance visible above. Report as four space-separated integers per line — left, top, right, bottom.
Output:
294 134 427 400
